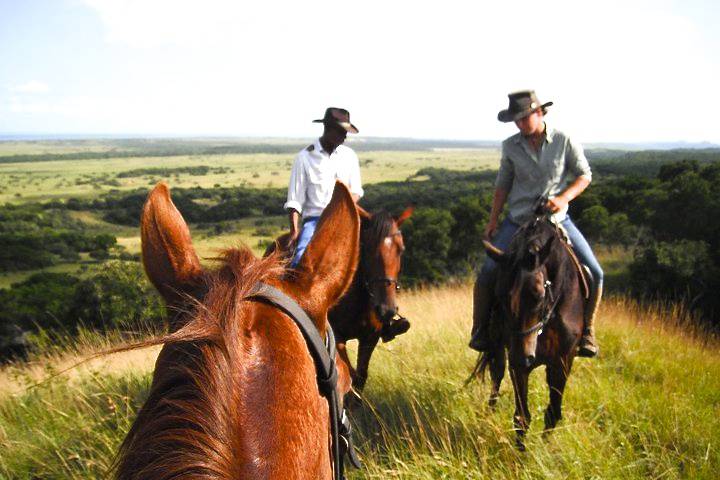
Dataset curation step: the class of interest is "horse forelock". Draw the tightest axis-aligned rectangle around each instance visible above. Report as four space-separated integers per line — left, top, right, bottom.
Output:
361 210 395 248
500 220 574 302
116 246 288 480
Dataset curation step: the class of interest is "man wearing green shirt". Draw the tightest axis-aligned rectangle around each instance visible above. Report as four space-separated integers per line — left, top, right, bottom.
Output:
469 90 603 358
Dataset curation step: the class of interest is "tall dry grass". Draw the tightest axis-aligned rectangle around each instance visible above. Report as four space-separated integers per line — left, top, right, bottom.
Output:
1 284 718 479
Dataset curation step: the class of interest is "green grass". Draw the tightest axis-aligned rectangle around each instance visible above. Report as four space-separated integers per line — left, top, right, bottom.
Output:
1 286 718 479
0 149 499 204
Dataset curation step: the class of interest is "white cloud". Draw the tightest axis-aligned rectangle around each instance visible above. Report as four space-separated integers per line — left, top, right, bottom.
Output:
20 0 718 142
10 81 50 94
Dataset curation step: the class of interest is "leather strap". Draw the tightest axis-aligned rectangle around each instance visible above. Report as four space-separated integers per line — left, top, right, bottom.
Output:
248 282 360 480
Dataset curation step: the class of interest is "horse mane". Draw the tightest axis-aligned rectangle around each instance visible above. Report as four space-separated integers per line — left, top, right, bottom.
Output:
502 219 575 297
361 210 395 248
114 246 285 480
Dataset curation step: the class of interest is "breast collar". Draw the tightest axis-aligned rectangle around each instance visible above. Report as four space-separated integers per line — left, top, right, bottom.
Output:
248 282 361 480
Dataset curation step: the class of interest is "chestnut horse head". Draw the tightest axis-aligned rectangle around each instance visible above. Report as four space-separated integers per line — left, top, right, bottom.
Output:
357 205 414 323
116 181 360 480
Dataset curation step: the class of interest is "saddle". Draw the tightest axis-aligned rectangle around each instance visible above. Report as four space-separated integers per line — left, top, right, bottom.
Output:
555 224 591 301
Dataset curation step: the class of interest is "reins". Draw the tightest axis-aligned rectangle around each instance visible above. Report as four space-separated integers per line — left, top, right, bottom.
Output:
248 282 361 480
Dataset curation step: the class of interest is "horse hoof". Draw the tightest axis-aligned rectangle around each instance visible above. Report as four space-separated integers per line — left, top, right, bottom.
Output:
515 438 526 452
488 393 499 408
543 409 561 431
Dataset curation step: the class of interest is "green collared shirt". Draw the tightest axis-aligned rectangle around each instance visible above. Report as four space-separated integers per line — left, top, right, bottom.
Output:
495 124 591 224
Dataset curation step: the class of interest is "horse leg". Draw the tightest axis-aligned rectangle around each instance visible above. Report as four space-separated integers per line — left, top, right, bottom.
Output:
354 335 380 394
336 342 357 381
544 358 572 432
488 347 506 408
509 365 531 451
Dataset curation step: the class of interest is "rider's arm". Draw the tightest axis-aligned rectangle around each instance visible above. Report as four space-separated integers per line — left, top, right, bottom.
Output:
284 153 306 241
487 143 513 238
485 187 509 238
548 136 592 212
288 209 301 242
547 175 590 213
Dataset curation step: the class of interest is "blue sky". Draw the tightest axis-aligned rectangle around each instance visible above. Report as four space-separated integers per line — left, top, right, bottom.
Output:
1 0 719 143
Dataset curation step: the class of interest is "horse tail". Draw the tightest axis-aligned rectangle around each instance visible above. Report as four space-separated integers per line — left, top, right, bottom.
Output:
465 350 494 386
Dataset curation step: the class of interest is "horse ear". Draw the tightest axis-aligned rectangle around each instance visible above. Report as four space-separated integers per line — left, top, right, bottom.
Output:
483 239 508 264
356 204 372 220
292 181 360 323
395 205 415 226
141 182 204 305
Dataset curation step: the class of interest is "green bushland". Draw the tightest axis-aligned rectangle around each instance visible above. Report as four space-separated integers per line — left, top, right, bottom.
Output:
0 287 717 479
4 147 720 359
0 262 164 360
115 165 231 178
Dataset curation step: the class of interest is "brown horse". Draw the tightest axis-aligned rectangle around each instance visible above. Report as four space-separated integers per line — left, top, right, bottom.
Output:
476 216 588 450
331 206 413 394
116 181 360 480
268 206 413 396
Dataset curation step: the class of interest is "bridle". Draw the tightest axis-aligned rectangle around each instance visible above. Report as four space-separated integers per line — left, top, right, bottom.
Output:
517 277 561 337
362 230 403 295
249 283 361 480
361 230 407 336
515 200 563 338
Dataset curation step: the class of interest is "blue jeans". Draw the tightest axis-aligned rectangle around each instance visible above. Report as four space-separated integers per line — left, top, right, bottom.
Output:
290 217 319 267
478 216 604 293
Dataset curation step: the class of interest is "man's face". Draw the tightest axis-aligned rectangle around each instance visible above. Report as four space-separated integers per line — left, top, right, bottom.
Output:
322 123 348 150
515 109 544 136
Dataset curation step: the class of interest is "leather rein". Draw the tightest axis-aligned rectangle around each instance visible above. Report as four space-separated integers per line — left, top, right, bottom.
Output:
248 283 361 480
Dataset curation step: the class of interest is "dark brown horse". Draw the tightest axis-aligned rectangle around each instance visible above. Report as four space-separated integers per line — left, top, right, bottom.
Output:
476 216 588 449
115 181 360 479
268 206 413 396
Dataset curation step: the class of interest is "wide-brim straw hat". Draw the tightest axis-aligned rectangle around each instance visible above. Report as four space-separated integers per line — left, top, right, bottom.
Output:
313 107 359 134
497 90 553 123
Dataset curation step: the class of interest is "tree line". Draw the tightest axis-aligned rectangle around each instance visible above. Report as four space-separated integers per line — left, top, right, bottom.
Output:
2 150 720 360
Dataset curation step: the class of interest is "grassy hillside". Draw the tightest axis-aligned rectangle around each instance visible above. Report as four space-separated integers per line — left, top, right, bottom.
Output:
1 285 718 479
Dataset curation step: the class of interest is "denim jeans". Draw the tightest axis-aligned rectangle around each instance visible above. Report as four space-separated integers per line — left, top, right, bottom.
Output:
290 217 320 267
478 216 604 292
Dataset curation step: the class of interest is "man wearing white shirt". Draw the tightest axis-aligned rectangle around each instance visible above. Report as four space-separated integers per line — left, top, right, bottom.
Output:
284 107 364 267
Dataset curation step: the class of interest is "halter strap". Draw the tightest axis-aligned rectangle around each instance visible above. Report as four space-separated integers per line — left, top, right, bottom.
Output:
248 282 361 480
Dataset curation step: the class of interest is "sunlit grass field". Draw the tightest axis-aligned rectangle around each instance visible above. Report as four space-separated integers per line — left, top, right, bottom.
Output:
0 148 499 204
1 284 717 479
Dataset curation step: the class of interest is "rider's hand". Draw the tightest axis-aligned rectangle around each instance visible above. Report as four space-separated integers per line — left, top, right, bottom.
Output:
289 229 300 245
546 195 569 213
484 219 498 239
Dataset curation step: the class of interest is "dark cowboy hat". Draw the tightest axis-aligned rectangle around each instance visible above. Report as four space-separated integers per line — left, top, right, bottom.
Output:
497 90 553 123
313 107 359 134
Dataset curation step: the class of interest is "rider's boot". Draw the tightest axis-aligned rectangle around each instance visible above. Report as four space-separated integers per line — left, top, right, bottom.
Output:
469 280 494 352
578 284 602 358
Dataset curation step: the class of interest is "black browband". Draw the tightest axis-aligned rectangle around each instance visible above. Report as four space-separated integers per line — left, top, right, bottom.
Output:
248 282 361 480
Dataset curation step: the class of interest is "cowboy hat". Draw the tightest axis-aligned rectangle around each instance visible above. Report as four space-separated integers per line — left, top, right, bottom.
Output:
313 107 359 134
497 90 553 123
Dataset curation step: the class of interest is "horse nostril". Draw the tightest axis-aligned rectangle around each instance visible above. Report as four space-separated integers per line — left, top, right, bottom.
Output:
525 356 535 368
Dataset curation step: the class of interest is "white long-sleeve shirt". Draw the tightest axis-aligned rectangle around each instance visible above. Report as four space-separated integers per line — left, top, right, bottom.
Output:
284 138 364 219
